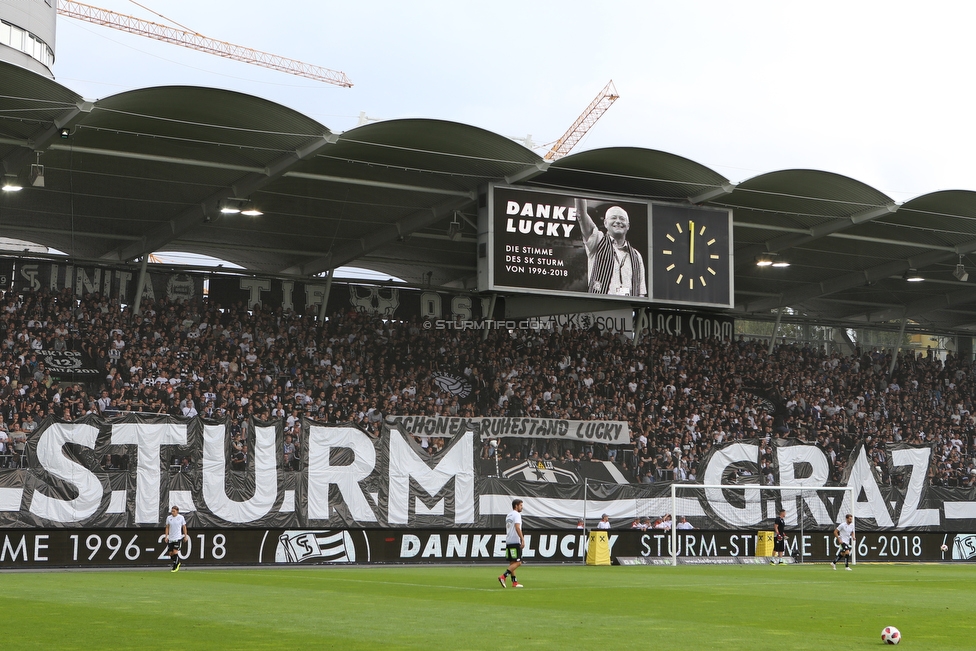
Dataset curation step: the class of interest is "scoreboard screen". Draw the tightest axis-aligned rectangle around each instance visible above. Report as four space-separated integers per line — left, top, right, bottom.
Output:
479 185 733 308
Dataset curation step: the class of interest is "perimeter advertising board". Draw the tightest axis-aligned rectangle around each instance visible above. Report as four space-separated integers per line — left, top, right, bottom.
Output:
0 529 969 568
480 185 734 308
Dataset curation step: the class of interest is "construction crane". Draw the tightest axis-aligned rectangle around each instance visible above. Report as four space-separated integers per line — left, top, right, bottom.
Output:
544 80 618 160
56 0 353 87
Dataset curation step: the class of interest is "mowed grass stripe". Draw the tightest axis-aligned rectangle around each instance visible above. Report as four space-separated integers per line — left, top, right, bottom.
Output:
1 564 972 650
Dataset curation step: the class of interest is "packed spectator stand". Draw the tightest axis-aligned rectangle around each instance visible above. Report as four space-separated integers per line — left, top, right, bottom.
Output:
1 287 974 490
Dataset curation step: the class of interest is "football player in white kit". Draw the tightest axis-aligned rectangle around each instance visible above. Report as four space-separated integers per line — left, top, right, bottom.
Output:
498 499 524 588
164 505 188 572
831 513 855 571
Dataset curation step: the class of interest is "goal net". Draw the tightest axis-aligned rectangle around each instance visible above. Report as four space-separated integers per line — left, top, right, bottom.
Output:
667 484 856 566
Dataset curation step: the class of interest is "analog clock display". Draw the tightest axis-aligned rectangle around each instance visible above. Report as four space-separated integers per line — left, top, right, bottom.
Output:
651 204 732 307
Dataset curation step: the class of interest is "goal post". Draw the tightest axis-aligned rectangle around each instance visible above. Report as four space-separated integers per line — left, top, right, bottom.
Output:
669 484 856 567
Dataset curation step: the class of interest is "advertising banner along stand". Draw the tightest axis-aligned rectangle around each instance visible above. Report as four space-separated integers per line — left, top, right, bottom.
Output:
0 528 967 569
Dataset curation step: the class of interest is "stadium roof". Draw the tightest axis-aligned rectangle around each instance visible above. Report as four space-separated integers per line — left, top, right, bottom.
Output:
3 60 976 334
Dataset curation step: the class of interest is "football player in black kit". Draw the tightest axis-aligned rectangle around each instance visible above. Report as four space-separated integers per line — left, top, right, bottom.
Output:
771 508 787 565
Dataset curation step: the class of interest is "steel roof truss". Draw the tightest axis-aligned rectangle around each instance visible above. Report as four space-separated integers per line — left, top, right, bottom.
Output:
280 194 475 277
0 101 94 175
104 134 338 261
739 239 976 313
734 202 899 269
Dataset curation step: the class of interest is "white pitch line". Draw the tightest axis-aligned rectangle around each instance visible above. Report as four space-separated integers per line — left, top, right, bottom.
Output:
300 575 513 592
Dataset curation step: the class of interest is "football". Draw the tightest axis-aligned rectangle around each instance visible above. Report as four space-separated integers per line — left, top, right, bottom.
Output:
881 626 901 645
941 543 949 552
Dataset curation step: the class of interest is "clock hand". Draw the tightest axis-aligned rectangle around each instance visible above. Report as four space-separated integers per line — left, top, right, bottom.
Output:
689 220 695 264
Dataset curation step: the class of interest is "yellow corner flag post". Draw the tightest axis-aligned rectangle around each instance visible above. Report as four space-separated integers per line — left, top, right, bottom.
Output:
586 530 611 566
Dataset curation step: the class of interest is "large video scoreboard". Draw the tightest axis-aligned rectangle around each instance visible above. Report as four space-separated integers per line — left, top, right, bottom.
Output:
479 185 733 308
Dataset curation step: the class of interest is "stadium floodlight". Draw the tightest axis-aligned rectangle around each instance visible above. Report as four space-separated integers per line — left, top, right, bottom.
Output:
219 200 241 214
1 175 22 192
903 268 924 282
668 484 855 567
241 203 263 217
219 197 262 216
219 198 243 214
756 253 789 267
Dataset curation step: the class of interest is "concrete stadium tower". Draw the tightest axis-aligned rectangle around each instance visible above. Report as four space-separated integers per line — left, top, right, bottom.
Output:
0 0 57 78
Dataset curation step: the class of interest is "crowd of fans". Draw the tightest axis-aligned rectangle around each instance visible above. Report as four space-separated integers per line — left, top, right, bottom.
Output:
0 286 974 489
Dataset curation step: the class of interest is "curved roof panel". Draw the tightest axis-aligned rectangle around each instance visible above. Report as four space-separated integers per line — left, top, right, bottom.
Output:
725 169 894 221
531 147 729 201
0 63 83 140
88 85 331 156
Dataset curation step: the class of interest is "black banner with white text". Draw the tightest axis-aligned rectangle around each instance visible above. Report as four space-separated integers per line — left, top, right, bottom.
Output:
384 415 630 443
638 307 736 341
11 260 203 303
207 277 501 320
0 528 970 568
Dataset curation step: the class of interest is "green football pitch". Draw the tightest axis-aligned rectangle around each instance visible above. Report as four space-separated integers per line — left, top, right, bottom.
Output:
3 563 972 650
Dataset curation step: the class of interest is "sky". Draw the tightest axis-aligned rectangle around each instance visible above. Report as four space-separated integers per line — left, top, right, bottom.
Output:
46 0 976 206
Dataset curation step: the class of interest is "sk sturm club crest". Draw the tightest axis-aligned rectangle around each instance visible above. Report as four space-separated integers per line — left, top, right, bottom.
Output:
276 530 365 563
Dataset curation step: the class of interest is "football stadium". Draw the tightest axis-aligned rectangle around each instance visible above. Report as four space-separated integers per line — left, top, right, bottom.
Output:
1 2 976 649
